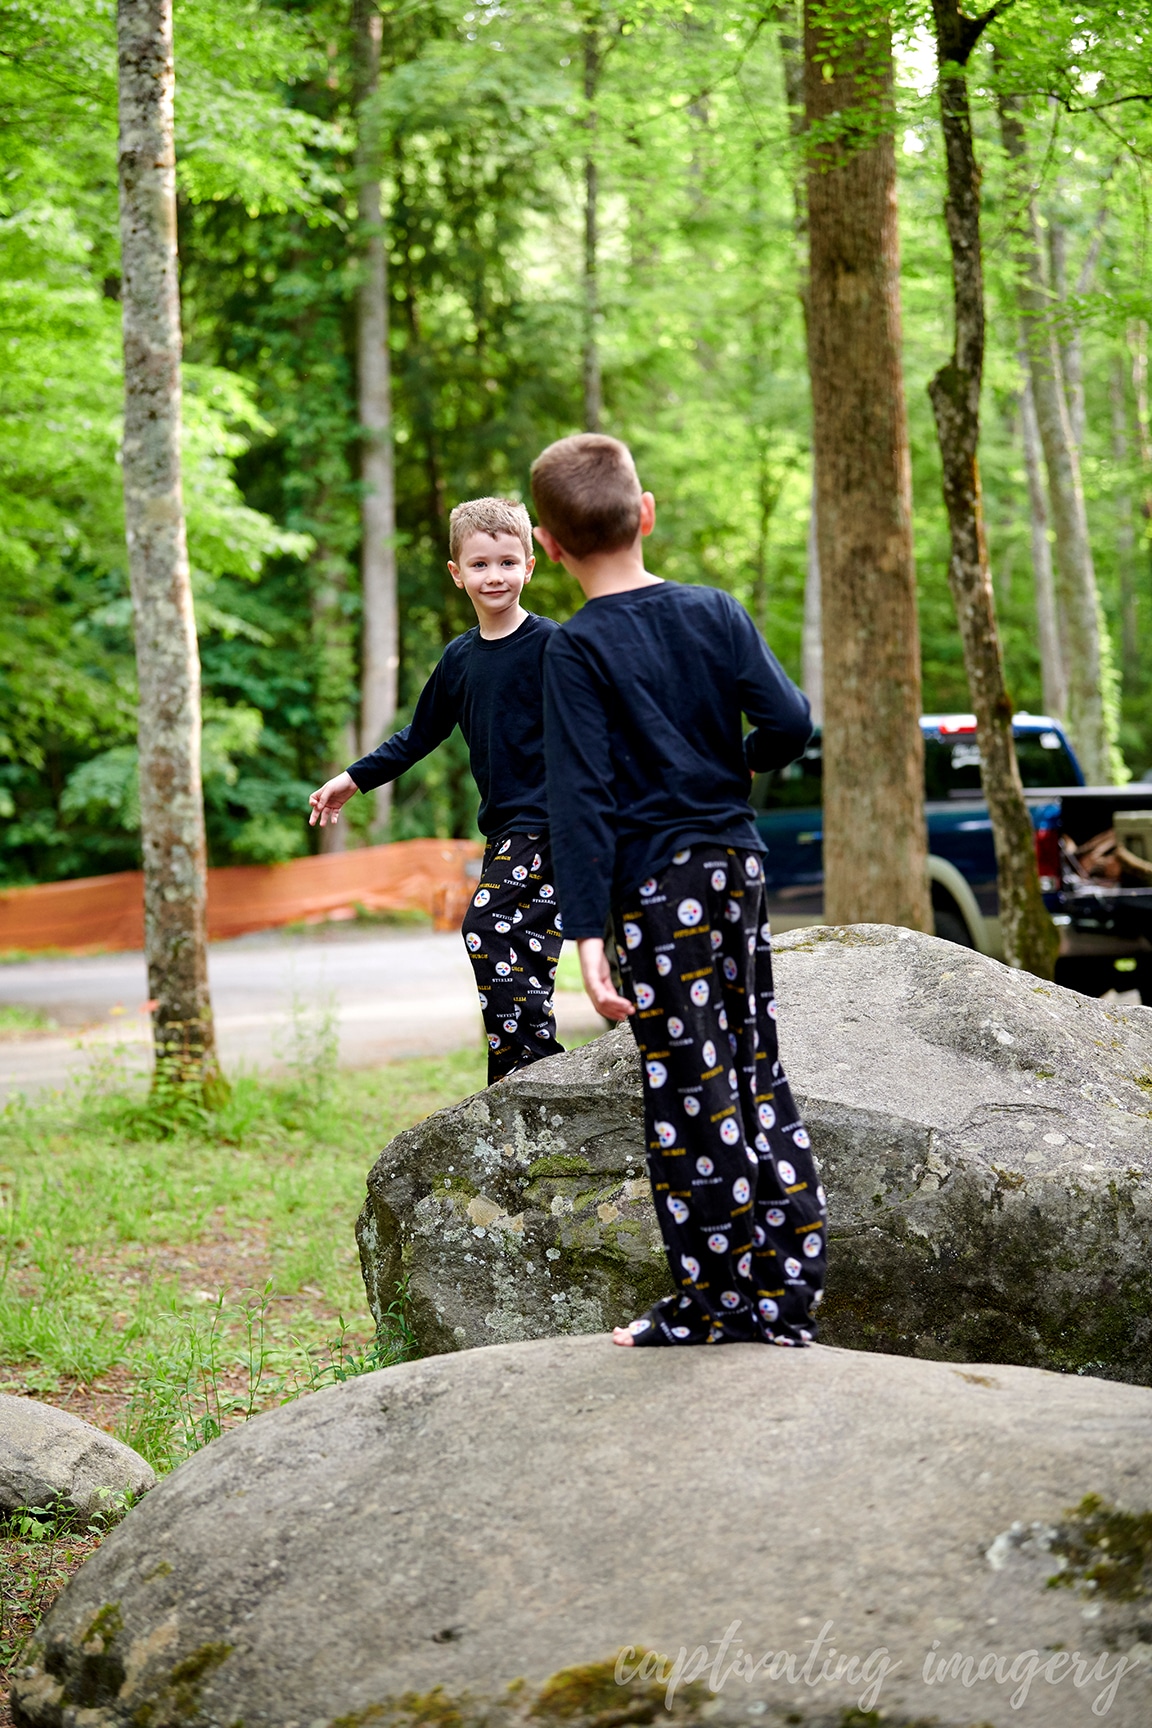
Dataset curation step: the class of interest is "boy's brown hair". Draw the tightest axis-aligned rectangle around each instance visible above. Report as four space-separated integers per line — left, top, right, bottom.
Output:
448 496 533 564
530 434 642 560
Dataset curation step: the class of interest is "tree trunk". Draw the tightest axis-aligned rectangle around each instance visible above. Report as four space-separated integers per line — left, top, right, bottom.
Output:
1019 361 1066 718
1110 352 1138 670
117 0 220 1086
927 0 1057 979
780 11 823 724
999 99 1114 784
801 467 824 724
354 0 398 838
582 16 602 433
1130 317 1152 522
802 2 930 933
1047 219 1085 450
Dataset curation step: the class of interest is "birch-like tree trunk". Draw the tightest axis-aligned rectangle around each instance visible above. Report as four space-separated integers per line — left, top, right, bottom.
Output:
1047 220 1085 450
803 2 930 933
927 0 1057 979
354 0 398 838
117 0 220 1085
1110 353 1138 669
1019 363 1066 718
999 100 1112 784
582 14 602 433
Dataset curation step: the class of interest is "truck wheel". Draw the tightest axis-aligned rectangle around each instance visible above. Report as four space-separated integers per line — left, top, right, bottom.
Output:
934 906 974 949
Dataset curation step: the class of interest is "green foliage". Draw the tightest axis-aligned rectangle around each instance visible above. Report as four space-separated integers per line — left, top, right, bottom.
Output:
4 0 1152 887
0 1043 487 1468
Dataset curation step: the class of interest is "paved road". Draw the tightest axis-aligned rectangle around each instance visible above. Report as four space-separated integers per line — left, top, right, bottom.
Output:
0 927 603 1098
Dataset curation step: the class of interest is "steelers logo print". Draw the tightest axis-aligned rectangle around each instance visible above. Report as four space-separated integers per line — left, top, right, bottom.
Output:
609 845 824 1348
462 834 566 1086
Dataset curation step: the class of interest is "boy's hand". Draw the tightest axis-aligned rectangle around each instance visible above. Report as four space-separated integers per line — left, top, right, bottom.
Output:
577 937 634 1021
309 771 358 827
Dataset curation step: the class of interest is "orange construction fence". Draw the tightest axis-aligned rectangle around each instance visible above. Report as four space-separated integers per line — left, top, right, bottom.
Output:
0 837 484 955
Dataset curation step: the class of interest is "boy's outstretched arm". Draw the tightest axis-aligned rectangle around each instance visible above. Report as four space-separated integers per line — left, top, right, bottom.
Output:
306 659 458 827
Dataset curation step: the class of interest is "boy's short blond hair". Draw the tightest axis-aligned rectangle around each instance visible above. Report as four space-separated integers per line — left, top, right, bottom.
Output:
448 496 533 564
530 434 642 560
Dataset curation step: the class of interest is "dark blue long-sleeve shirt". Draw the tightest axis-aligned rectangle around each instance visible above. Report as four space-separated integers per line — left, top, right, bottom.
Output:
543 581 811 938
347 612 558 838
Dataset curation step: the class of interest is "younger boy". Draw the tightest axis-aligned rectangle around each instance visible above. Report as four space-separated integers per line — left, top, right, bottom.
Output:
532 435 825 1347
308 497 564 1085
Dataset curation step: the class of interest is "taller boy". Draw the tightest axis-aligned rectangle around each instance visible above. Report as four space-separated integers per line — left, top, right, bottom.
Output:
309 497 564 1084
533 435 826 1347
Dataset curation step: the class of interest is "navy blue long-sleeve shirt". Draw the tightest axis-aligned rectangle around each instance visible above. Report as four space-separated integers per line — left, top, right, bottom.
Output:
348 612 558 838
543 581 812 939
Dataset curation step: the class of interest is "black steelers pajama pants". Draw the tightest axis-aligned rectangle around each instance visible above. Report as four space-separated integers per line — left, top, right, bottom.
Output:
613 844 827 1345
461 832 566 1085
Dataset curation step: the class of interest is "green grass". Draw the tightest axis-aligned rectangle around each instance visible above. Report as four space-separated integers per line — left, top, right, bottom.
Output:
0 1005 56 1038
554 944 584 992
0 1031 487 1472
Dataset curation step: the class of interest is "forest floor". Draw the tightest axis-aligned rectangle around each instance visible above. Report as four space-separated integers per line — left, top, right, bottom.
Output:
0 1033 502 1719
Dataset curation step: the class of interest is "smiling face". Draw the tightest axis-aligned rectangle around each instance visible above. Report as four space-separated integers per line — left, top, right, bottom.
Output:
448 529 534 632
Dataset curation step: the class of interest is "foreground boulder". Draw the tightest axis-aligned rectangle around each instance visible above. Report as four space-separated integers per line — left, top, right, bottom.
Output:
0 1394 154 1517
358 925 1152 1378
12 1338 1152 1728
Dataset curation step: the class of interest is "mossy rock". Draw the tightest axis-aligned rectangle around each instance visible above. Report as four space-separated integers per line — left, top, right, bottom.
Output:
358 925 1152 1379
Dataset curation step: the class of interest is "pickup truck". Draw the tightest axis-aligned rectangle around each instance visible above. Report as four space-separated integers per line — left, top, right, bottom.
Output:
751 712 1152 1003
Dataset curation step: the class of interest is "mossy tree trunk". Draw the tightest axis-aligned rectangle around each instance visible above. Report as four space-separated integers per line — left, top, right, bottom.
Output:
1019 361 1066 720
117 0 221 1088
998 97 1114 784
354 0 398 838
927 0 1057 979
802 1 930 933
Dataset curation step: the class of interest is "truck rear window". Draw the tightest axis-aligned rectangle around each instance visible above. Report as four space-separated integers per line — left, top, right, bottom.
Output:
750 729 1077 809
923 731 1078 798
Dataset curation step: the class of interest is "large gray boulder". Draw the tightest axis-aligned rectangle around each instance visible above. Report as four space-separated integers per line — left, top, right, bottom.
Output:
0 1394 154 1517
11 1338 1152 1728
358 925 1152 1378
